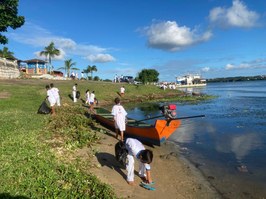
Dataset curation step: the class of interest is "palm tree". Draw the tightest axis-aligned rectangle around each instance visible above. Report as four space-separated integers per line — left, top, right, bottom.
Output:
58 59 79 78
87 65 97 80
39 42 60 72
0 47 15 59
82 68 89 79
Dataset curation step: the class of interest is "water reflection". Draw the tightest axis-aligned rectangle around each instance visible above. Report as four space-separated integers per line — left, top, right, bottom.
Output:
126 81 266 197
215 132 262 162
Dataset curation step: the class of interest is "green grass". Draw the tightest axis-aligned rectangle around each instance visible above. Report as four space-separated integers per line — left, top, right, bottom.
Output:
0 79 116 198
0 79 214 198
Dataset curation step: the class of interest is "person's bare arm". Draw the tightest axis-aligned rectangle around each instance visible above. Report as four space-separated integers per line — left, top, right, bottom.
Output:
146 169 152 183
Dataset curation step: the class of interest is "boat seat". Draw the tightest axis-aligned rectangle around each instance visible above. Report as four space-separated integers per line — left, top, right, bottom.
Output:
136 123 152 127
99 113 113 116
103 115 113 118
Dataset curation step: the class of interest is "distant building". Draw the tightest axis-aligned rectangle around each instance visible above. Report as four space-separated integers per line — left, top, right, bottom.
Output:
53 70 63 77
18 59 48 75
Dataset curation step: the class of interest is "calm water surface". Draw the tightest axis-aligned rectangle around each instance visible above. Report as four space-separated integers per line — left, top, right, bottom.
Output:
126 80 266 199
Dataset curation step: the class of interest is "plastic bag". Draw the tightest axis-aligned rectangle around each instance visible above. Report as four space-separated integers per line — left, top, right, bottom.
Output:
76 91 80 99
115 141 128 168
37 100 51 114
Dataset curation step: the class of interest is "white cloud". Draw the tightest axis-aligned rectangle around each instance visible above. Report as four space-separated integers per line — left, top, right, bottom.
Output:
225 63 251 70
8 22 116 63
201 67 210 72
85 54 116 63
225 61 266 70
143 21 212 51
209 0 259 28
225 63 235 70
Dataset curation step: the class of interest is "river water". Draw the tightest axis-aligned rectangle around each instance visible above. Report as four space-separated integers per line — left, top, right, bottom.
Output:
126 80 266 199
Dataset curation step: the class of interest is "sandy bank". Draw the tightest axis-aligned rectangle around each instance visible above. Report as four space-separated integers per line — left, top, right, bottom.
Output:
88 129 221 199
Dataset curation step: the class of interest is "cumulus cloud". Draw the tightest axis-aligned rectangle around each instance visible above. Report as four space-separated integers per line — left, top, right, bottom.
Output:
85 54 116 63
209 0 259 28
143 21 212 51
8 22 116 63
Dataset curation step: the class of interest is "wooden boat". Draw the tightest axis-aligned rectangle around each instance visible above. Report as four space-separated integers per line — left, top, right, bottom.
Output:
93 107 181 146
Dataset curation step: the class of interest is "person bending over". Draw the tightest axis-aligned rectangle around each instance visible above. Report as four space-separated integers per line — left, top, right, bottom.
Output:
45 85 56 115
125 138 153 185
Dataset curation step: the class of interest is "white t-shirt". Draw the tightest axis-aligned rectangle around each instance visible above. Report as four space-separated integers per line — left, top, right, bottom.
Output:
51 87 59 99
89 93 95 103
47 89 56 105
125 138 151 170
120 87 125 93
111 104 127 131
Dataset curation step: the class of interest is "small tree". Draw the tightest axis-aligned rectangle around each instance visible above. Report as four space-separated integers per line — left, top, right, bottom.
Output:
87 65 97 80
0 47 15 59
137 69 159 84
39 42 60 72
82 68 89 79
93 76 100 81
58 59 79 77
0 0 25 44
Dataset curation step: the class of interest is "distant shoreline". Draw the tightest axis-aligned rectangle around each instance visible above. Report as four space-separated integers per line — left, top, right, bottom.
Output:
207 75 266 83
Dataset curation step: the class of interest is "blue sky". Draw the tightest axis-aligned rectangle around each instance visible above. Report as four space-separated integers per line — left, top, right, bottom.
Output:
2 0 266 81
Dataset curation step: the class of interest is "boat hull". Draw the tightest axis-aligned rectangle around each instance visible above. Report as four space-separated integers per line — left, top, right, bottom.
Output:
176 83 206 88
93 107 181 146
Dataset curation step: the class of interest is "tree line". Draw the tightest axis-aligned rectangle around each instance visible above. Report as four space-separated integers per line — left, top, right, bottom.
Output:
207 75 266 83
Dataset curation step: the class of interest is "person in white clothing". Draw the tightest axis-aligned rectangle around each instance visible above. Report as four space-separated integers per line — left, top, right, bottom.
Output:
72 83 77 102
45 85 56 115
89 91 95 113
120 86 125 97
111 97 127 141
125 138 153 185
50 83 60 106
85 89 90 104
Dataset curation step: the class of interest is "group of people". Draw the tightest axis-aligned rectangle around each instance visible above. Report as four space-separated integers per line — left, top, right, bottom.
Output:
111 97 154 186
85 89 96 113
114 74 127 83
159 83 177 90
46 83 153 187
70 71 79 80
45 83 61 115
72 83 97 113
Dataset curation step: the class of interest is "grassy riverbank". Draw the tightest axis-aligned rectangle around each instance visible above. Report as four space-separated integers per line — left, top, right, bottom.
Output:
0 79 213 198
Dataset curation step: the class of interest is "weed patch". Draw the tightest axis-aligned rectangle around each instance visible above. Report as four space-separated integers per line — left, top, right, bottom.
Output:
45 106 100 149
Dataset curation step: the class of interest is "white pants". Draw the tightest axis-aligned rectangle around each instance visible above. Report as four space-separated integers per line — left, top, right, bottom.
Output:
73 91 77 102
55 97 61 106
126 154 146 182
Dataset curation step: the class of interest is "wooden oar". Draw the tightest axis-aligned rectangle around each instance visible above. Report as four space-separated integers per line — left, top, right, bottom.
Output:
134 114 205 123
166 115 205 126
170 114 205 120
